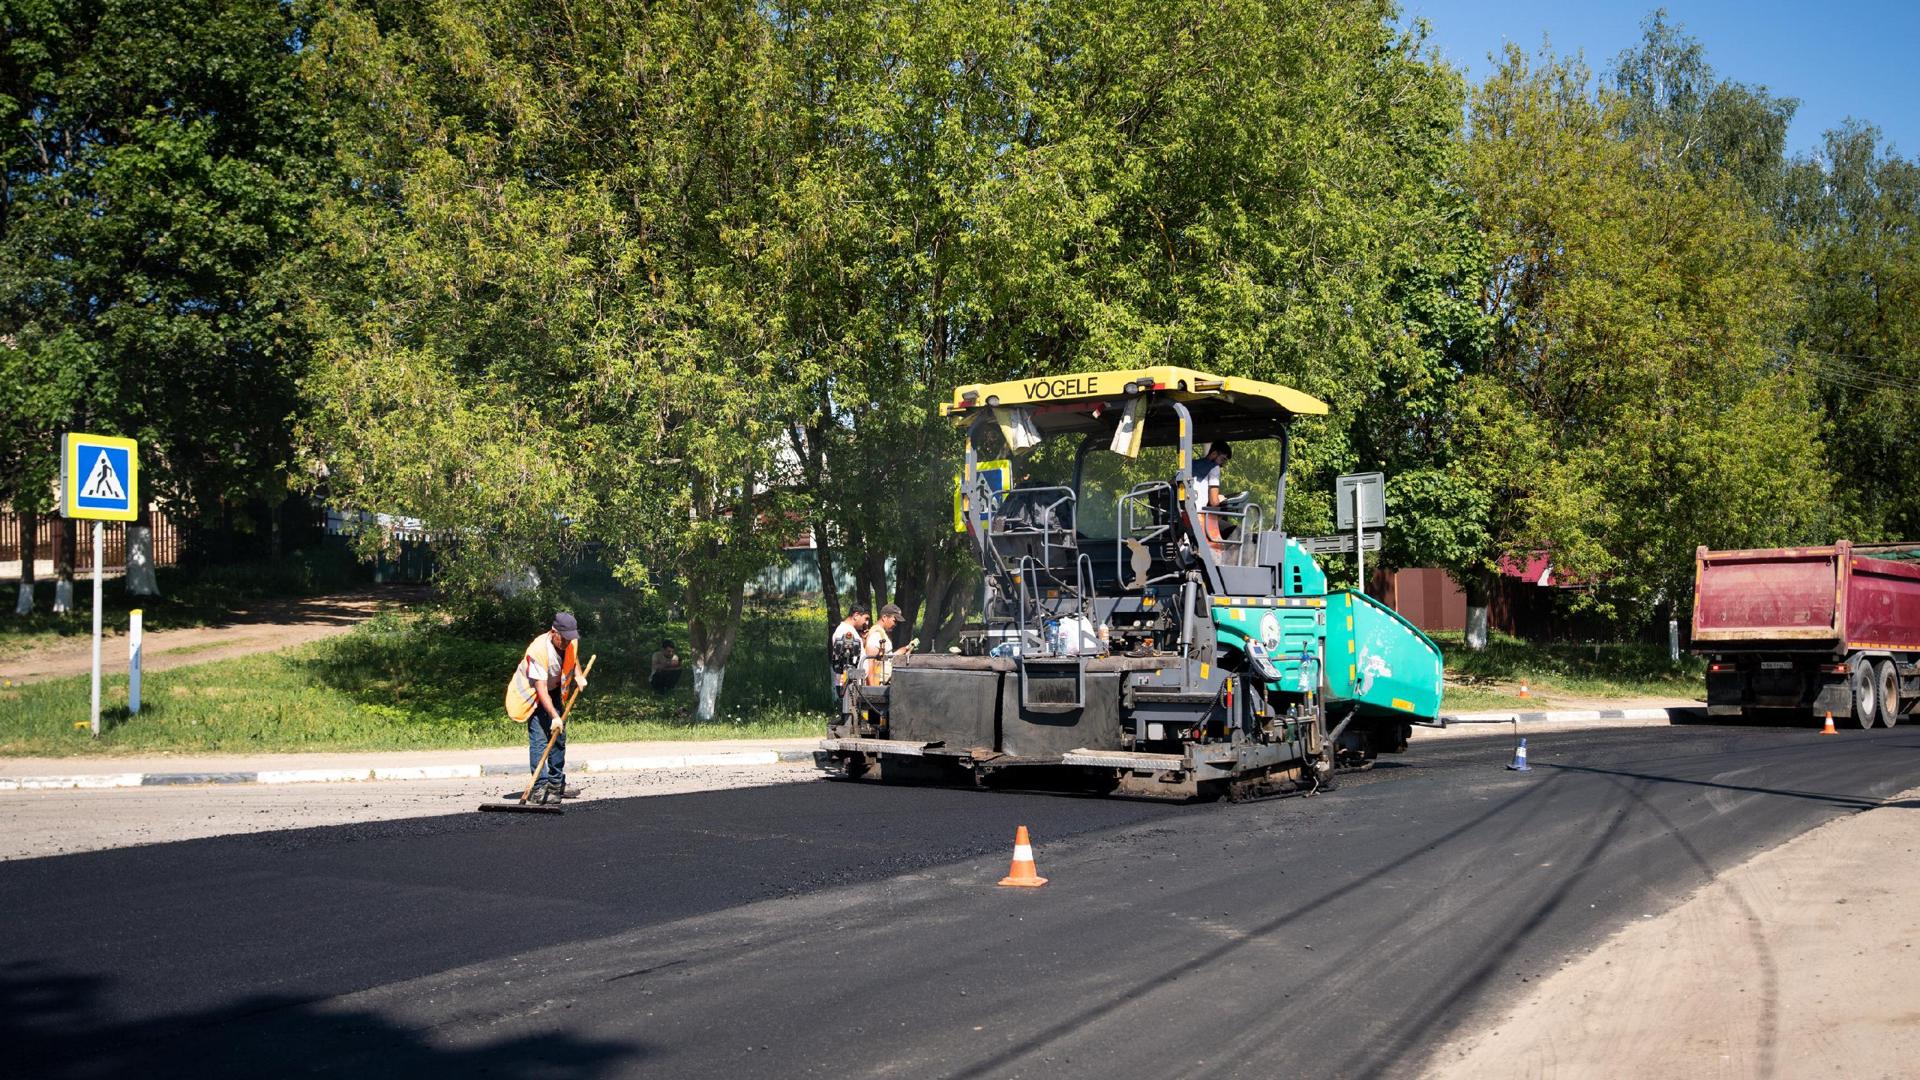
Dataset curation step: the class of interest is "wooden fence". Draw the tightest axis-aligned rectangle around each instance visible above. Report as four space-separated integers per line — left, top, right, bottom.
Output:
0 511 183 576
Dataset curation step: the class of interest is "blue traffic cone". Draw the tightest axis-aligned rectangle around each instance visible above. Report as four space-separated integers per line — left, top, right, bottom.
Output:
1506 737 1531 771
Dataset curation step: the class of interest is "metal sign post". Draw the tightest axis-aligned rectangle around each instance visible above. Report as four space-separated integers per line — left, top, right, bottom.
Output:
90 520 102 732
1334 472 1386 596
59 433 139 737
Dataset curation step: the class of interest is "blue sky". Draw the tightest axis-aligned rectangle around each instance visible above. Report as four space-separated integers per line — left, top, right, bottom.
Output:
1398 1 1917 160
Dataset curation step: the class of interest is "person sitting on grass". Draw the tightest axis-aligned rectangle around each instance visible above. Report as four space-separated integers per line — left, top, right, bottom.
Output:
650 639 683 694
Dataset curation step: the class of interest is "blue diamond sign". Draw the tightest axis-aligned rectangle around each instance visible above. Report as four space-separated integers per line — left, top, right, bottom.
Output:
61 433 139 522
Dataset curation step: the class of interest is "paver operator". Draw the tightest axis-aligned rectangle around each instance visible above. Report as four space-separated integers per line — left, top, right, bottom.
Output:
505 612 588 802
830 605 871 709
864 603 914 686
1192 440 1233 558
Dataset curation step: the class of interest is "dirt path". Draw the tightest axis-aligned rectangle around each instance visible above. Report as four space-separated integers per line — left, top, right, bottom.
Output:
0 587 427 685
1426 785 1920 1079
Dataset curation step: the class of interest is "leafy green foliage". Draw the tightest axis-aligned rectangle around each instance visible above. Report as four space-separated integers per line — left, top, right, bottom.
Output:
0 0 322 520
1445 45 1831 617
1780 125 1920 541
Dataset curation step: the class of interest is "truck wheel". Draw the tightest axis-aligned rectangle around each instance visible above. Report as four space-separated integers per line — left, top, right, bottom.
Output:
1874 659 1900 728
1849 657 1879 729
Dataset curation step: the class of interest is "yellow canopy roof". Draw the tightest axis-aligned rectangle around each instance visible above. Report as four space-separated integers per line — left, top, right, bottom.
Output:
941 366 1327 419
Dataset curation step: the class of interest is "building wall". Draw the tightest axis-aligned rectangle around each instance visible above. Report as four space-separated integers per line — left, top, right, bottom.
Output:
1375 567 1469 632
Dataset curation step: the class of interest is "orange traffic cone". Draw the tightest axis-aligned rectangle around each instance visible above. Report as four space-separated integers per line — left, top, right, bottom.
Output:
1518 681 1530 699
1819 712 1838 735
998 825 1048 887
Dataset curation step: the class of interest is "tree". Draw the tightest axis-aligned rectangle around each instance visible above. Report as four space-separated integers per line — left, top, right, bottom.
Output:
300 0 815 719
786 0 1483 637
1780 124 1920 540
1451 46 1831 626
0 0 322 571
1610 9 1798 208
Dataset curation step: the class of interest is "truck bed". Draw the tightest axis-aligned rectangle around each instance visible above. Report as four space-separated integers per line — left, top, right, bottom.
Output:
1693 541 1920 652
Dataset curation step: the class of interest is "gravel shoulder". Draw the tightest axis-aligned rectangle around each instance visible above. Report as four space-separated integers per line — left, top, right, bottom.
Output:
1424 783 1920 1080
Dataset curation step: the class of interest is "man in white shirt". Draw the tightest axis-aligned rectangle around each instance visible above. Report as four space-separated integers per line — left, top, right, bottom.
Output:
829 605 870 710
1191 441 1233 559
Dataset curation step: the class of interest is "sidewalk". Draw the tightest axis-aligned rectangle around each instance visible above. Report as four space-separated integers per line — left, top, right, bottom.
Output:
0 737 821 790
1428 783 1920 1078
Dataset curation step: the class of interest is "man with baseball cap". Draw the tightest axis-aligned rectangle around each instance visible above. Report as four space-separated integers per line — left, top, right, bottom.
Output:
863 603 915 685
504 611 588 802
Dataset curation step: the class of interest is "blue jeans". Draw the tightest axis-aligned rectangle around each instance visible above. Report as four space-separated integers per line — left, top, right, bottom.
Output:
528 701 566 790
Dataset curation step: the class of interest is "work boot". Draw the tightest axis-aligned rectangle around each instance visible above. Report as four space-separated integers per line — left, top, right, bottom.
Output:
557 782 586 799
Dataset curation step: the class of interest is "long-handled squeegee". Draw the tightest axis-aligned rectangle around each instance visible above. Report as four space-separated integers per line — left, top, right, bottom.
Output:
479 654 596 816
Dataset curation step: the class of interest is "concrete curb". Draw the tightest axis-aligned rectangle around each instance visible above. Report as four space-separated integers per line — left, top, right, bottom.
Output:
1439 706 1705 726
0 749 818 791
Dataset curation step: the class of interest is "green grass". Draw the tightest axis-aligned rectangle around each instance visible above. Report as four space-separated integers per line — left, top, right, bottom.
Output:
1432 629 1705 711
0 604 831 757
1 546 367 655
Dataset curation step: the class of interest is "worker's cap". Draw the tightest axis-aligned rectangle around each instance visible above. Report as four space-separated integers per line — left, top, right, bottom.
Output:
880 603 903 618
551 612 580 641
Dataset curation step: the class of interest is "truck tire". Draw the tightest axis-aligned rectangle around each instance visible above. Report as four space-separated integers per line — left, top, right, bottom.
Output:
1874 658 1900 728
1849 656 1879 729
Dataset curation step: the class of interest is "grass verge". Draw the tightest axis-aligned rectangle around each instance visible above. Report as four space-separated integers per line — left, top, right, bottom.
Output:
0 607 829 757
1434 630 1704 712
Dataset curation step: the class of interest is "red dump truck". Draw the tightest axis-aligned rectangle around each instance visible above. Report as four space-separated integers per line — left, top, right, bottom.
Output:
1693 541 1920 727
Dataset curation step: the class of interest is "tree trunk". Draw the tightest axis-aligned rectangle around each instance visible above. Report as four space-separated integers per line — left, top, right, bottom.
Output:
867 551 889 609
926 566 978 651
14 512 36 615
686 576 746 723
892 549 927 648
53 516 75 614
1464 571 1492 651
917 557 951 652
126 500 159 597
813 537 840 635
853 549 884 616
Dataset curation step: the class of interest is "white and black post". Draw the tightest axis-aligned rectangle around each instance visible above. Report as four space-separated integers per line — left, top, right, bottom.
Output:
90 519 103 737
129 607 143 715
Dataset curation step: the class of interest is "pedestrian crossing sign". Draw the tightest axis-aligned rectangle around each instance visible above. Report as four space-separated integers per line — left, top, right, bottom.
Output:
60 433 139 522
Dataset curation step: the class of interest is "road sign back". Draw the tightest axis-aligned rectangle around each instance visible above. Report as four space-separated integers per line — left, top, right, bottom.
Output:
61 433 139 522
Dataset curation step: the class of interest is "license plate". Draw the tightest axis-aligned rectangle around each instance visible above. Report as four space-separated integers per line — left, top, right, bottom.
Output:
1760 661 1793 670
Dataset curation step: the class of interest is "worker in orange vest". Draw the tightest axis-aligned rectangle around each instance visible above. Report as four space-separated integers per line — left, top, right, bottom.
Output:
504 612 587 802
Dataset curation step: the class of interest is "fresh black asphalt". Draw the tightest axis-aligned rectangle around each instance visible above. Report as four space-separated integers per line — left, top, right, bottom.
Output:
4 721 1917 1079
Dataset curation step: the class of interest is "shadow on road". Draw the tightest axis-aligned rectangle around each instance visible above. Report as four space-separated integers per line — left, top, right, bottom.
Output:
1 959 642 1079
1540 760 1905 810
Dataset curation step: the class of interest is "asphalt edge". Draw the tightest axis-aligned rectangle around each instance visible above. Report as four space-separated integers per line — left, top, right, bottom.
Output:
2 710 1716 789
0 748 820 791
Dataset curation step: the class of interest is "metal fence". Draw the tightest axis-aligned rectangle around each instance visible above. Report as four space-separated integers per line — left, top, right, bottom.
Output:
0 510 183 576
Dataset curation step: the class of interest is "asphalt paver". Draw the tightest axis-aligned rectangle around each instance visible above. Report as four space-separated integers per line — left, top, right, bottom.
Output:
4 721 1916 1079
